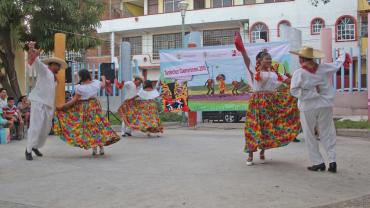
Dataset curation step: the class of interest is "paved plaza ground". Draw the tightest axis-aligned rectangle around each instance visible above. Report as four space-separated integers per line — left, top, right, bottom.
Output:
0 127 369 208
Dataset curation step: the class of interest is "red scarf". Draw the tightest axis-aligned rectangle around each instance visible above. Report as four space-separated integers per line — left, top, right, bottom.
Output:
301 63 319 74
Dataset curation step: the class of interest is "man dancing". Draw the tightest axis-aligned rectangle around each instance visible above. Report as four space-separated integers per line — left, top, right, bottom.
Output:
25 42 67 160
290 46 344 173
118 75 143 137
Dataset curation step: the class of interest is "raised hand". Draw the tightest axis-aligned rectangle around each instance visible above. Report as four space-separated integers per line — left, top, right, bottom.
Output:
234 32 246 53
27 41 40 65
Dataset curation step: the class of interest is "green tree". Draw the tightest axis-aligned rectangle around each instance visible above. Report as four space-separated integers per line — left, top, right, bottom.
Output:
0 0 104 98
310 0 330 7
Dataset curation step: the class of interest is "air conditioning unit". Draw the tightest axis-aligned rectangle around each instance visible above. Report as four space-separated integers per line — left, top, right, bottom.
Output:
132 54 160 66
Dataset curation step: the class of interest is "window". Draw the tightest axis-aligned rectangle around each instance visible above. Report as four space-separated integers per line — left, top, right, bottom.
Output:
164 0 182 13
250 22 269 43
277 20 291 37
336 16 356 41
122 36 142 56
244 0 256 4
203 28 240 46
148 0 158 15
194 0 205 9
211 0 232 8
310 18 325 35
153 33 182 59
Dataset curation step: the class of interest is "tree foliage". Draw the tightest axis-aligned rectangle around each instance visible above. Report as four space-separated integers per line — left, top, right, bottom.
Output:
0 0 104 97
310 0 330 7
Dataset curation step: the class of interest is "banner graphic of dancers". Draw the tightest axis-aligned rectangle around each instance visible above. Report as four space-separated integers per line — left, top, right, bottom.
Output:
159 42 291 112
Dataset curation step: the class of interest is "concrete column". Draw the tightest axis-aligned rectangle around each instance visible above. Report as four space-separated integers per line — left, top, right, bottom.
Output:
111 32 115 63
280 25 302 73
54 33 66 107
144 0 148 15
320 28 332 63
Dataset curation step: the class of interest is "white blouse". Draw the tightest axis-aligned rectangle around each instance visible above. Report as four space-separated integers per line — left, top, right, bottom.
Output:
75 80 101 100
123 81 139 100
253 71 287 92
138 89 160 100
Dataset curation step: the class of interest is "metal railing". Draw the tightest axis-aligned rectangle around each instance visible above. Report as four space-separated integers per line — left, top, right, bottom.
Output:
332 47 368 92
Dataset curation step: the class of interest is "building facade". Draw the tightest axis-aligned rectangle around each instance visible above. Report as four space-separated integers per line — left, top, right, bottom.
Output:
94 0 360 80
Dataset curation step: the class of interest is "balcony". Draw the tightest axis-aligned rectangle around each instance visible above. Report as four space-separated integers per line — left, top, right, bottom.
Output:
97 0 294 34
358 0 370 12
101 0 294 21
102 0 144 20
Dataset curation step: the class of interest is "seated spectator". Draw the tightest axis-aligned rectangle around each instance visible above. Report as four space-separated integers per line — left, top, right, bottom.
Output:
0 88 8 108
0 108 13 128
17 96 31 128
3 97 23 140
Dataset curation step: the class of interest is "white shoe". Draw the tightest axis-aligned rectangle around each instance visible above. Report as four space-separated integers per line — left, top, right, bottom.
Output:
246 161 253 166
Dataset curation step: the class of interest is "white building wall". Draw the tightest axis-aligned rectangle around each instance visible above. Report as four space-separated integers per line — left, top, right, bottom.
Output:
99 0 359 79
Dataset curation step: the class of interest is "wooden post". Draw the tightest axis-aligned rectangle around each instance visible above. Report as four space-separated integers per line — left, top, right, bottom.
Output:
54 33 66 107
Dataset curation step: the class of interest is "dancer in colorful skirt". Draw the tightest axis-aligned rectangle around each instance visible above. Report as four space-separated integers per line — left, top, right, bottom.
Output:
54 69 120 156
235 33 300 166
118 75 144 137
290 46 345 173
118 80 163 137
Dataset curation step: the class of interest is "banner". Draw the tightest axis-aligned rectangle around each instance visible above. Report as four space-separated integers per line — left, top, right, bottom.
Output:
159 42 291 112
163 62 208 78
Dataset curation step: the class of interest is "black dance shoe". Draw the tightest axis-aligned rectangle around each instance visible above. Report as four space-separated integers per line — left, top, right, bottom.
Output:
307 163 326 171
328 162 337 173
32 148 43 157
122 132 132 137
25 150 33 161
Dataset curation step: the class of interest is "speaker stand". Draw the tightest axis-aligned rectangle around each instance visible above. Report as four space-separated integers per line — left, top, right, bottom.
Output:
106 92 121 122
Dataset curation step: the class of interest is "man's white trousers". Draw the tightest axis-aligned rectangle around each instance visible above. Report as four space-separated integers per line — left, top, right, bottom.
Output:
26 101 54 153
300 107 336 165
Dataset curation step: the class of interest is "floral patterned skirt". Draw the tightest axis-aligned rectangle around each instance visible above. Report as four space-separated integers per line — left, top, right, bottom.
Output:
244 90 300 153
54 99 120 149
118 99 163 133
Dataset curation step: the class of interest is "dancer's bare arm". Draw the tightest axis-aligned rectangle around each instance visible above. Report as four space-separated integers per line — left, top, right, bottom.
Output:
56 94 82 110
27 42 48 74
100 76 107 89
241 50 254 81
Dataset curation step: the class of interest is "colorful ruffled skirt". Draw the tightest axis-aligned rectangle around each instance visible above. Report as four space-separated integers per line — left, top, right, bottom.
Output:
244 89 300 153
118 99 163 133
54 98 120 149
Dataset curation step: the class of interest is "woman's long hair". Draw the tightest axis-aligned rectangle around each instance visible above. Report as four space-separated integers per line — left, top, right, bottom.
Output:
255 51 283 82
143 80 153 89
78 69 92 84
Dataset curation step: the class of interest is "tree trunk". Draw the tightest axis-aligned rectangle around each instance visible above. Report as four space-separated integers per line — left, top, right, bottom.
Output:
0 28 22 98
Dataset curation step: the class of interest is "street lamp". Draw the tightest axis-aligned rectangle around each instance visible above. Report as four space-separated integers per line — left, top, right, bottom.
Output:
178 1 189 48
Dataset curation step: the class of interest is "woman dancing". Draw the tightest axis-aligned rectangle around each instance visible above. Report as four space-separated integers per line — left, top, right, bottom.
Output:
235 33 300 166
55 69 120 156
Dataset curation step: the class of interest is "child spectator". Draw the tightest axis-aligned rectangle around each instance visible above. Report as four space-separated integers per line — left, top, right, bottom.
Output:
3 97 23 140
17 96 31 128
